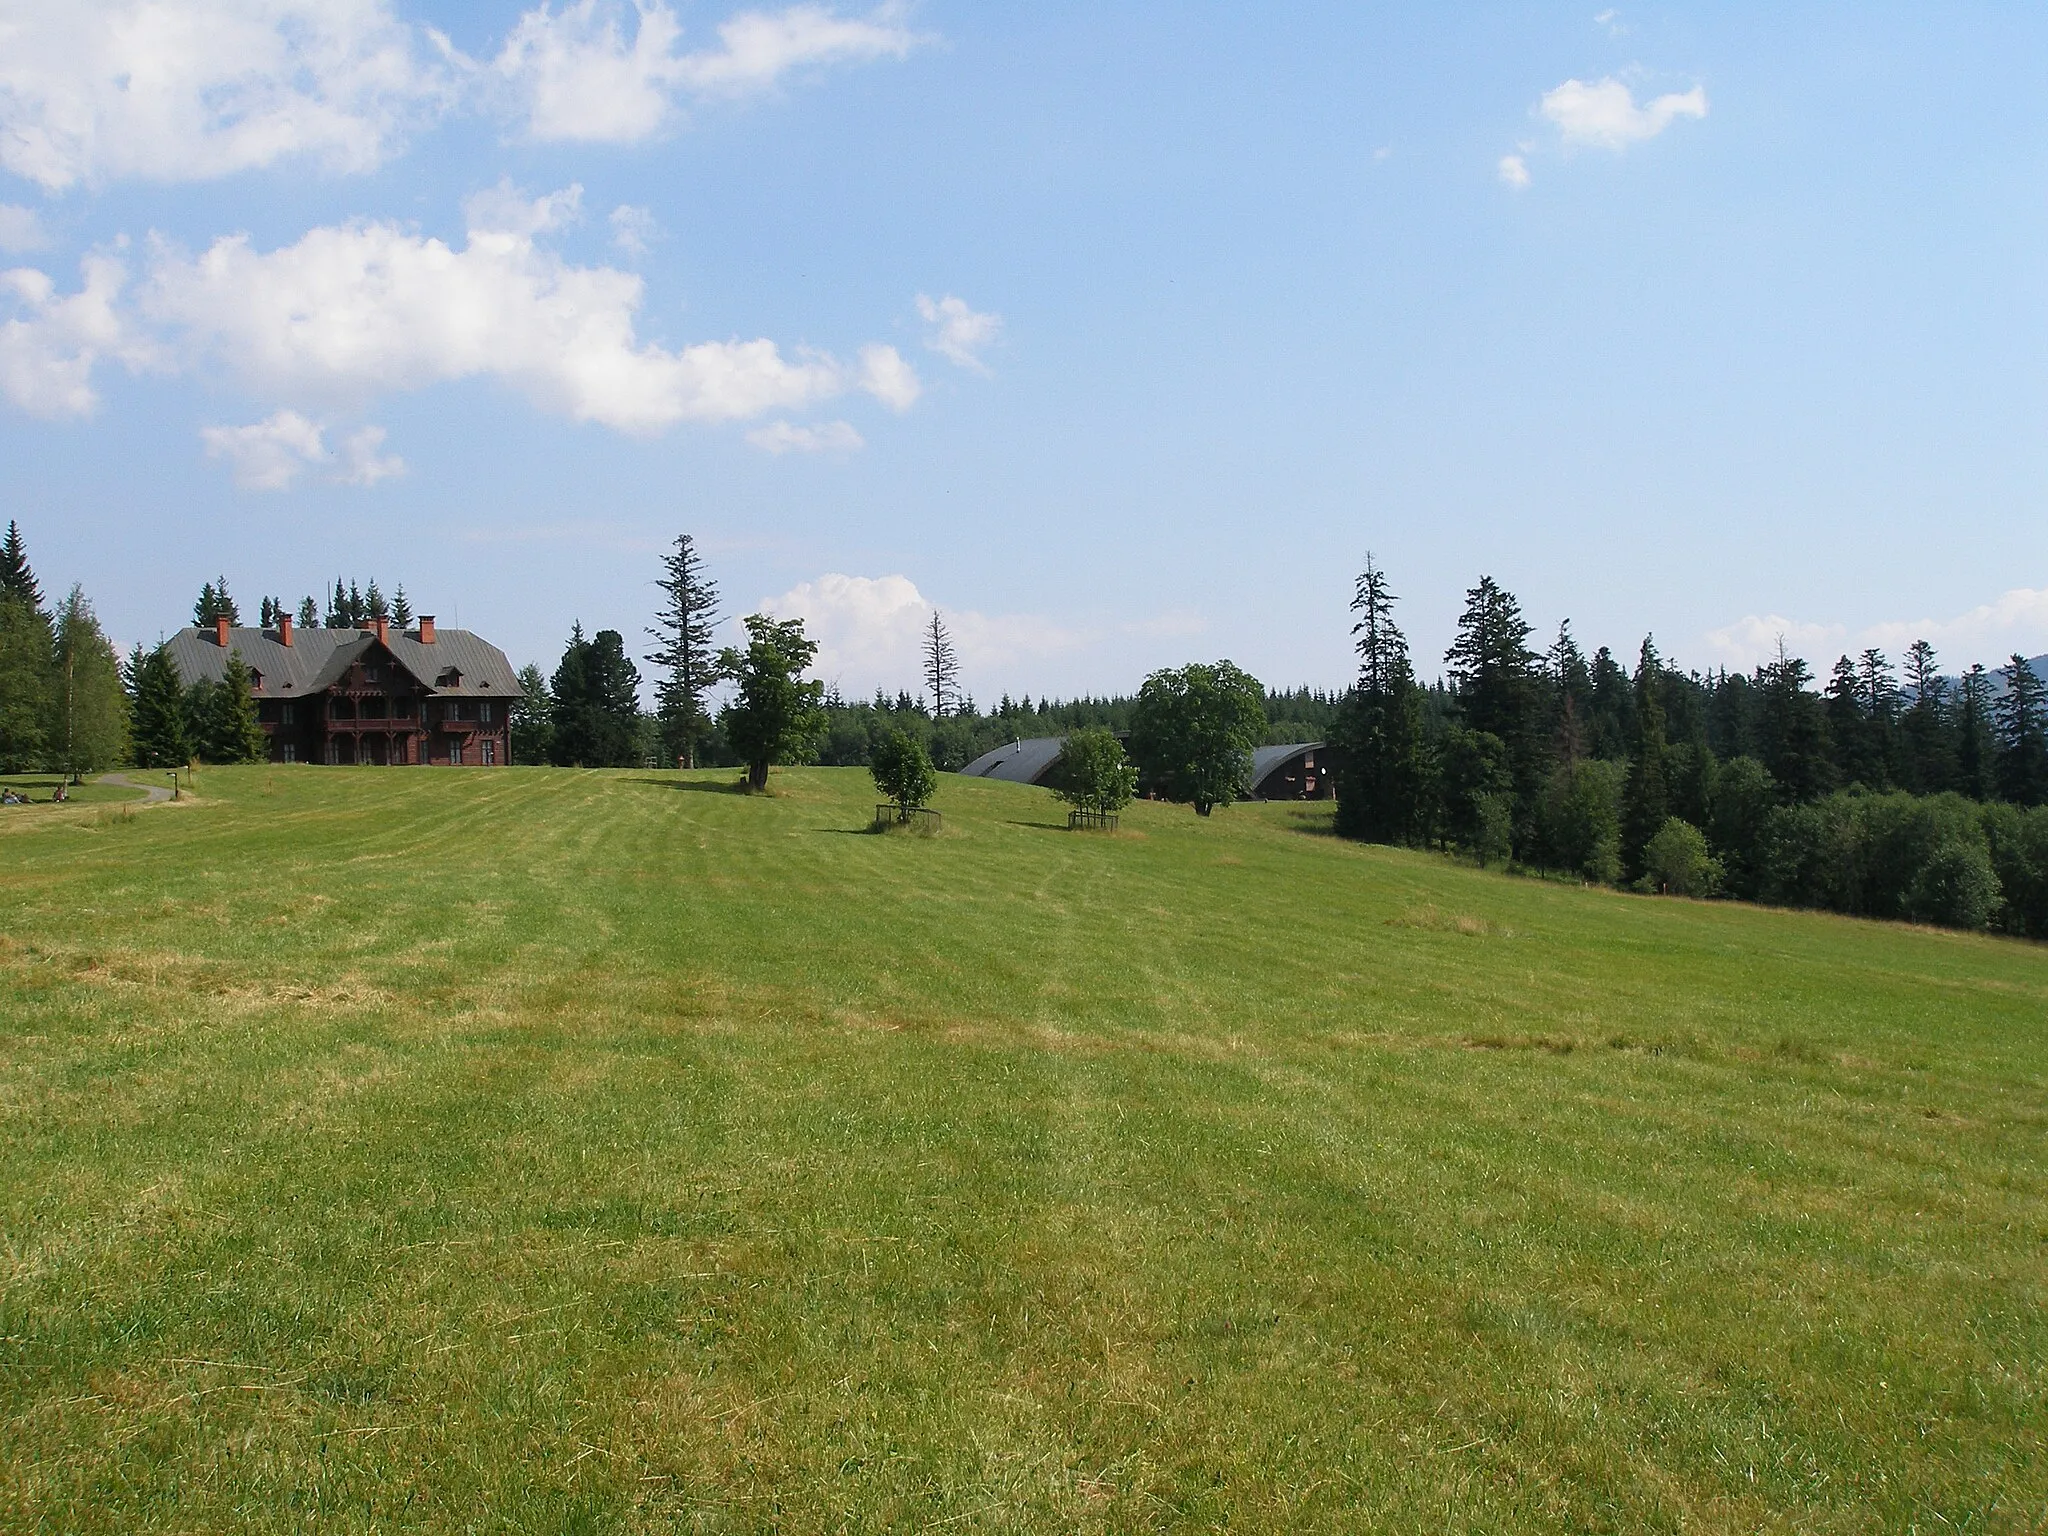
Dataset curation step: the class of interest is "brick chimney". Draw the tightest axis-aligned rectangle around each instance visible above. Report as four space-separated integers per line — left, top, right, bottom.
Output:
418 615 436 644
278 613 293 646
214 615 230 647
373 616 389 645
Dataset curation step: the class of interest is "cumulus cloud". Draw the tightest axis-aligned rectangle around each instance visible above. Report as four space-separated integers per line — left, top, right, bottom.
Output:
745 418 862 453
856 343 920 411
1540 77 1706 150
135 185 898 434
0 205 49 253
610 203 657 256
200 409 404 489
0 254 138 418
916 292 1001 373
490 0 922 143
0 1 922 189
1497 153 1531 189
1703 587 2048 674
760 572 1083 698
0 0 455 190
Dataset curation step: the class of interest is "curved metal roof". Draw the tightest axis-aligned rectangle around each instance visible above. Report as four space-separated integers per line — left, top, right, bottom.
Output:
1249 742 1325 797
956 736 1067 785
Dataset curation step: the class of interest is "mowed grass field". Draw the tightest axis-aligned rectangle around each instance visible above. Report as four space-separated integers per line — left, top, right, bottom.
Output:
2 766 2044 1533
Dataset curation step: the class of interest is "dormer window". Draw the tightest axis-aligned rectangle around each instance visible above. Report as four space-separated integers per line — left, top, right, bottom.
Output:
437 667 462 687
248 670 263 689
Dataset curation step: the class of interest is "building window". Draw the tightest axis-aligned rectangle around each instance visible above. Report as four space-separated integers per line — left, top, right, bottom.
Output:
367 666 381 681
281 703 295 725
451 742 465 766
325 741 338 765
481 740 496 765
479 701 495 724
282 744 296 763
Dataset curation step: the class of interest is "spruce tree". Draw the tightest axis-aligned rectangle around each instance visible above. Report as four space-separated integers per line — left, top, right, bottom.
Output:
347 581 365 626
1334 554 1425 844
129 644 190 768
1443 575 1547 851
1620 637 1671 883
511 663 554 765
193 577 239 627
0 584 53 771
1995 654 2048 807
1955 664 1996 799
365 580 389 622
923 611 960 718
296 595 320 631
549 624 597 766
1754 645 1832 803
1899 639 1952 793
1586 645 1635 760
52 586 128 777
0 520 42 608
391 585 413 626
327 579 348 629
646 533 721 767
202 652 267 763
1548 621 1592 763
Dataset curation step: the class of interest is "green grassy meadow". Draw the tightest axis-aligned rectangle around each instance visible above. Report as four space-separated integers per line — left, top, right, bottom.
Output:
2 765 2044 1532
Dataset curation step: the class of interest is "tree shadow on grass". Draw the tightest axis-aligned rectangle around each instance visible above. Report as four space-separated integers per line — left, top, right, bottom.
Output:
622 776 756 796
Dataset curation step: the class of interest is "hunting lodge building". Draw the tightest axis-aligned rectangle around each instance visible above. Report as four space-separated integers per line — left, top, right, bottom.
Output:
167 615 518 766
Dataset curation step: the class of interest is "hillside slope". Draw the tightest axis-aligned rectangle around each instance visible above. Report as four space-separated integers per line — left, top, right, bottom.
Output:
2 766 2043 1532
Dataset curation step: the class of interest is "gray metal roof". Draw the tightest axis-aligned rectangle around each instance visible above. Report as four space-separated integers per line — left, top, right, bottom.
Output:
164 625 518 698
1249 742 1323 796
957 736 1067 785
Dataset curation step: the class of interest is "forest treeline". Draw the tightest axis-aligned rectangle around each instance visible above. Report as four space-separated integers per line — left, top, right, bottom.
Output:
1329 559 2048 938
7 514 2047 941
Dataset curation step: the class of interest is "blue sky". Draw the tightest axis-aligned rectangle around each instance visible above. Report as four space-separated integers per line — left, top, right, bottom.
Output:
5 1 2045 701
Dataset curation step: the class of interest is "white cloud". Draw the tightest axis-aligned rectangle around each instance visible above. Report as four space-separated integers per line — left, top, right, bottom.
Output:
200 408 329 489
339 423 405 484
137 186 897 435
856 342 920 411
746 418 862 453
759 572 1083 698
0 254 137 418
1497 153 1531 189
199 409 404 489
1541 77 1706 151
610 203 657 256
1703 587 2048 674
0 0 455 190
491 0 922 143
915 292 1001 373
675 3 921 98
0 205 49 253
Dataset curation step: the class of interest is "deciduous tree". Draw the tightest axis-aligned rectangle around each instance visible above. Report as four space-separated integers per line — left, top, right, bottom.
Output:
718 615 826 789
1128 660 1266 816
1052 726 1137 819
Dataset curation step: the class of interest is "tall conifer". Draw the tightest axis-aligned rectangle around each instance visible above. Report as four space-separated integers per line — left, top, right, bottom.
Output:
1620 637 1671 882
1334 554 1426 844
129 644 190 768
646 533 721 767
1995 654 2048 806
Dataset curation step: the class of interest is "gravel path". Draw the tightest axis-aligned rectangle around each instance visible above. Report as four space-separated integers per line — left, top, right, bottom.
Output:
99 772 175 804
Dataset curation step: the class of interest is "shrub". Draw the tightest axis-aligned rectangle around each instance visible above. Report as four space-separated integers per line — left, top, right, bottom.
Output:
1642 817 1721 897
870 729 937 819
1904 838 2000 930
1052 727 1137 819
